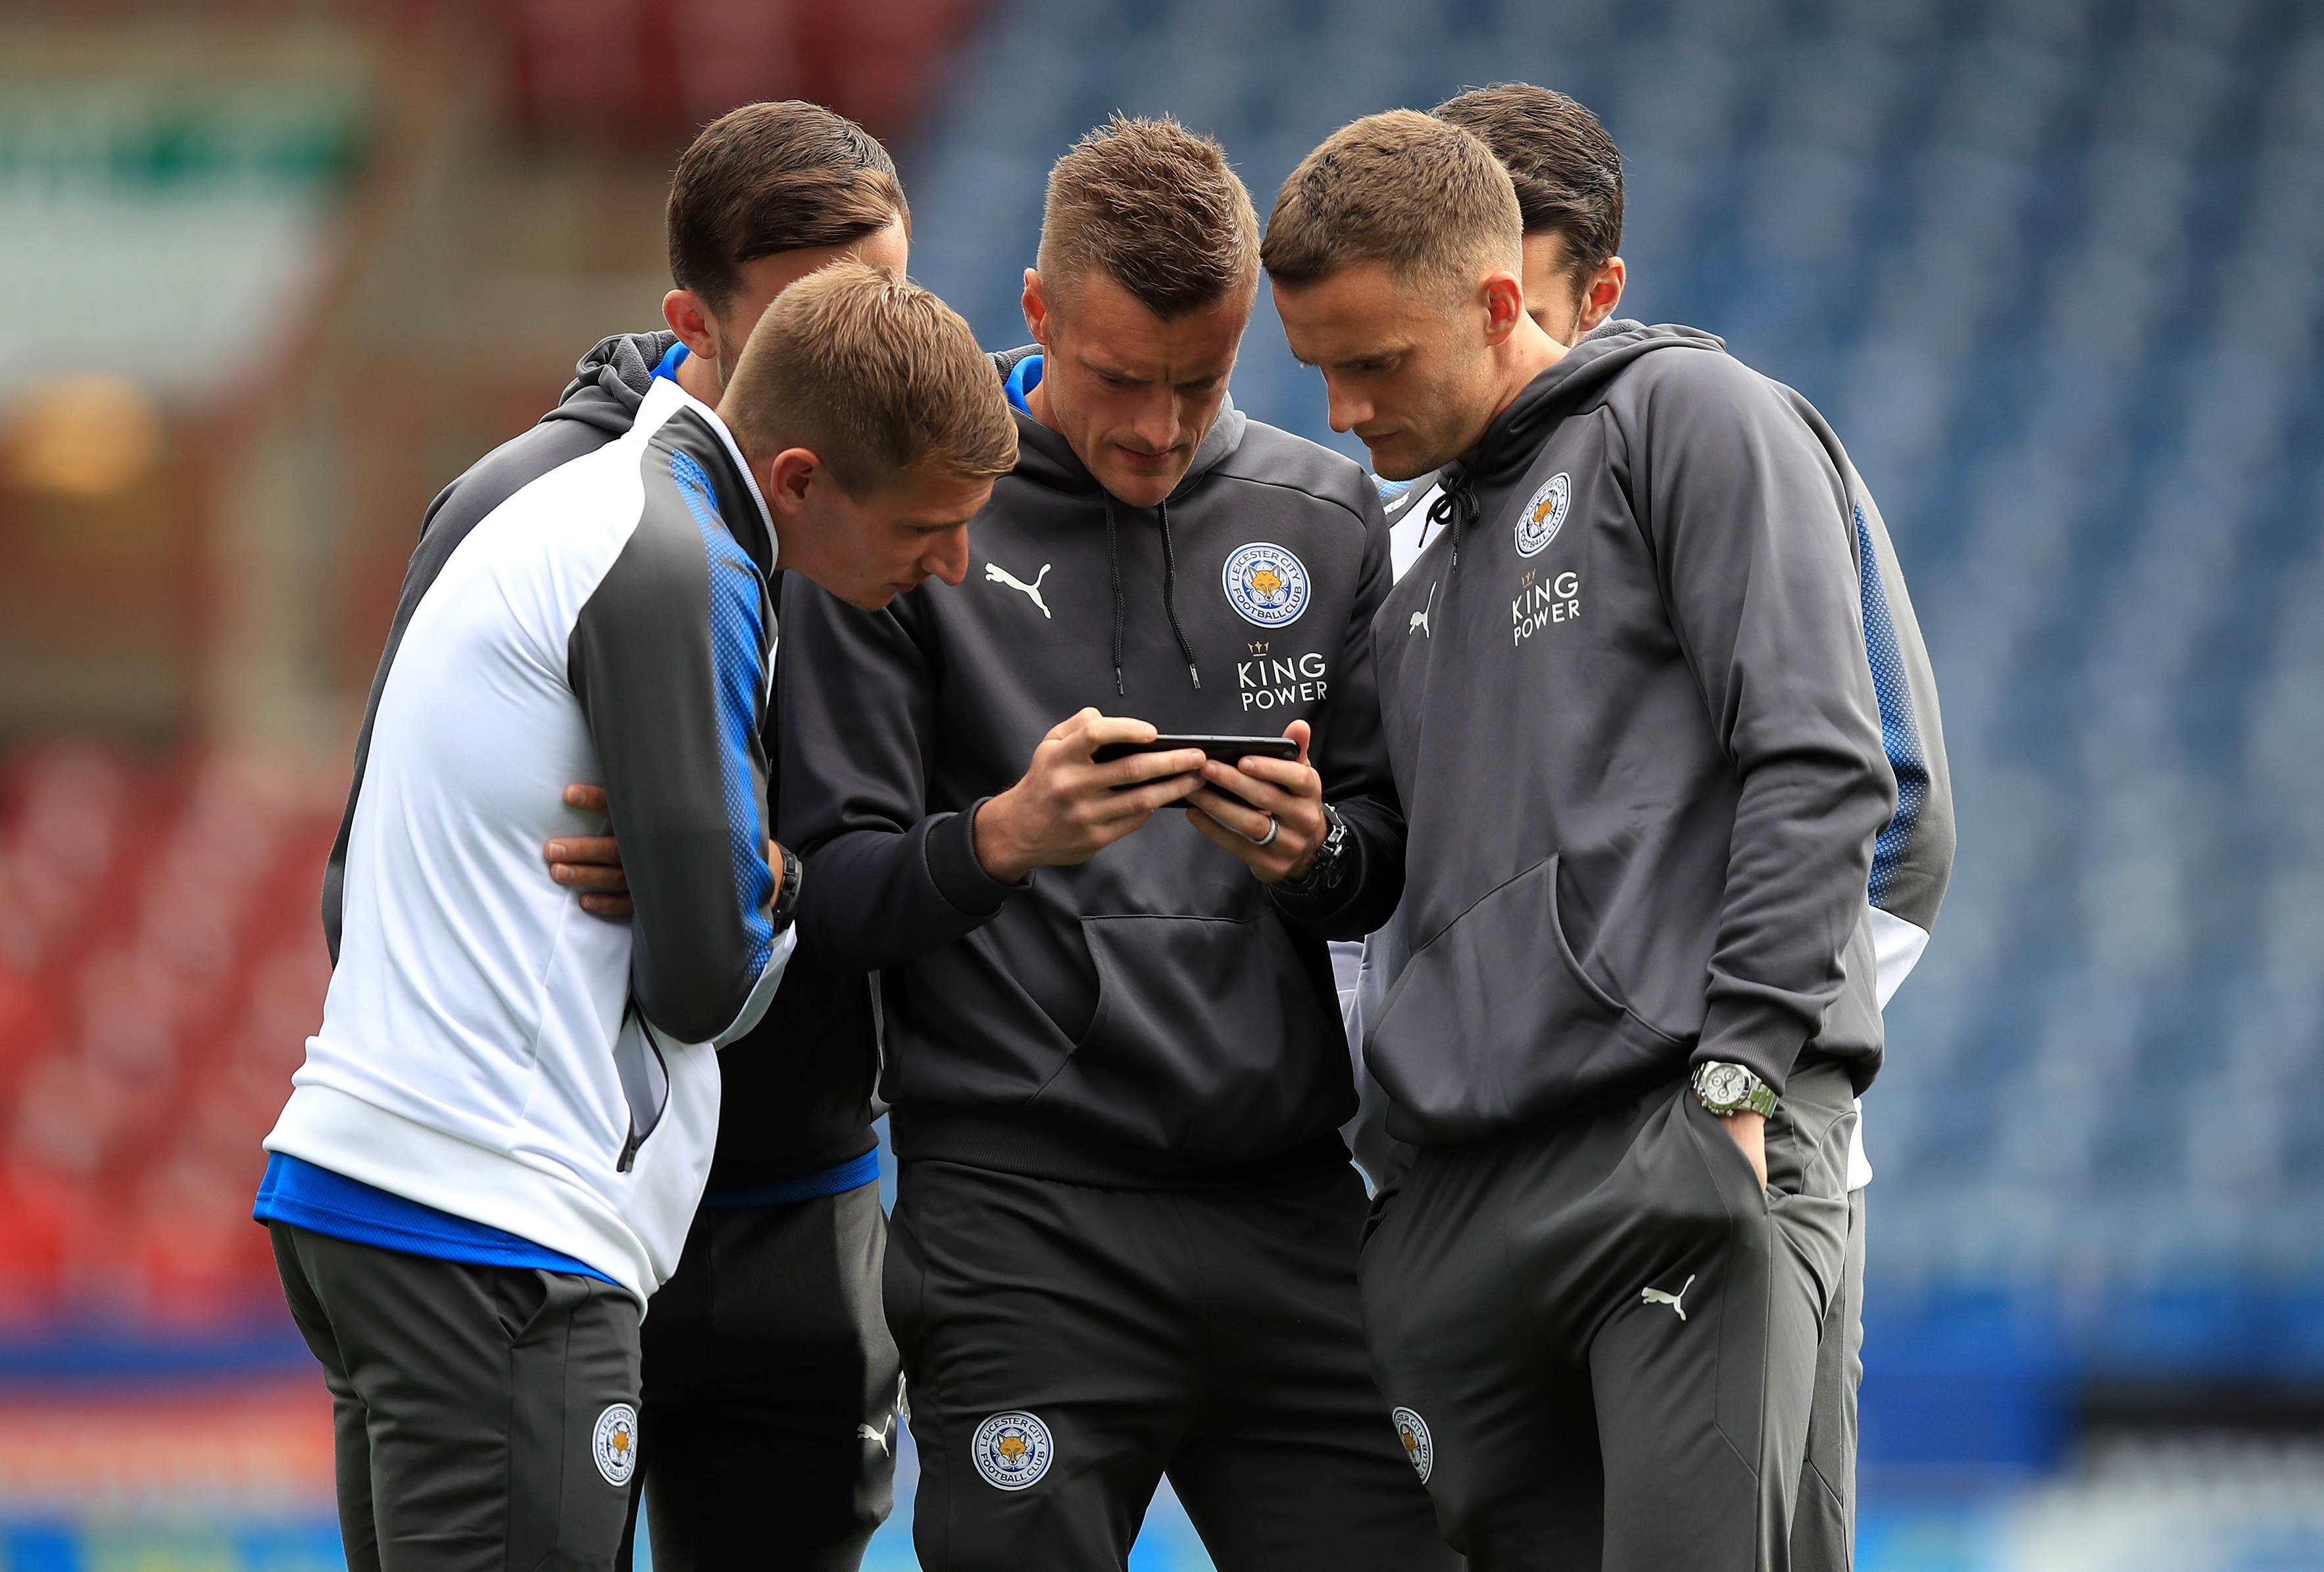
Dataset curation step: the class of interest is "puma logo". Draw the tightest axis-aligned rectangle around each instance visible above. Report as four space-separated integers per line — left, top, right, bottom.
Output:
1409 581 1436 637
985 560 1052 618
1641 1275 1695 1321
857 1417 894 1457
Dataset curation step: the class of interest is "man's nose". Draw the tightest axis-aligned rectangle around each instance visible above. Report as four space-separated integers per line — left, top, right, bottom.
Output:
926 526 970 587
1322 375 1366 435
1129 387 1182 453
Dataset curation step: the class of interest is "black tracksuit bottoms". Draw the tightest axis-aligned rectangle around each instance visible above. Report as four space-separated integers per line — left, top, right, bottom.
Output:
1359 1062 1855 1572
626 1179 902 1572
270 1223 641 1572
886 1157 1458 1572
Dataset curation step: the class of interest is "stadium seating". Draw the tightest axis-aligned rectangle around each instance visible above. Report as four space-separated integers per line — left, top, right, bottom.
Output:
0 746 335 1336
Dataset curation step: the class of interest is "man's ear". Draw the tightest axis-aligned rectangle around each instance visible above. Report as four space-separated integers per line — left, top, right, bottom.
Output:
1578 257 1627 335
663 289 721 361
762 447 822 516
1022 268 1053 352
1480 269 1527 346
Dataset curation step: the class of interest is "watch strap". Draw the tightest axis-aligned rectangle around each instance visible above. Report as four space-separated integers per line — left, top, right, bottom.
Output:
1691 1060 1777 1118
768 841 804 933
1287 802 1348 895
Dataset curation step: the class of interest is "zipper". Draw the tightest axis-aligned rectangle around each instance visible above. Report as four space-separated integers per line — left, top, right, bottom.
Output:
615 1006 669 1174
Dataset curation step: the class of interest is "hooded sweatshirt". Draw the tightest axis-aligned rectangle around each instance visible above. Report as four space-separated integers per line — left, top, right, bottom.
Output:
316 332 881 1198
1366 322 1901 1146
776 348 1404 1188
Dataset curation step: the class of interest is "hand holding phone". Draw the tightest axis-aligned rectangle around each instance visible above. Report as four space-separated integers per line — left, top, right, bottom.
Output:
1182 720 1328 885
972 710 1210 883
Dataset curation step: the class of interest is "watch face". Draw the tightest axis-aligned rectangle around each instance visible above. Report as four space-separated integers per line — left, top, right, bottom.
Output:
1704 1064 1748 1106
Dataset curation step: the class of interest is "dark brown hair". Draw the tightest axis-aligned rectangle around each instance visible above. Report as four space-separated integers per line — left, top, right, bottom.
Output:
723 258 1017 495
1036 114 1260 319
1261 109 1522 299
667 101 908 316
1434 84 1624 287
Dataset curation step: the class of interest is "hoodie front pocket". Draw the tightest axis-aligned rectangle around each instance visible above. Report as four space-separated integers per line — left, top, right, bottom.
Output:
1031 913 1348 1159
1369 854 1687 1142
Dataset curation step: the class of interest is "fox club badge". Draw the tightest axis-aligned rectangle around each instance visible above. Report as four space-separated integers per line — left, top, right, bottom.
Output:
1392 1406 1433 1483
592 1403 638 1486
1516 472 1570 557
1222 541 1312 627
973 1411 1054 1490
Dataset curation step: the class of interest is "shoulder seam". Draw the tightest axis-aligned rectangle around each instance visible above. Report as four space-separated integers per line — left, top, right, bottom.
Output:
1206 470 1371 533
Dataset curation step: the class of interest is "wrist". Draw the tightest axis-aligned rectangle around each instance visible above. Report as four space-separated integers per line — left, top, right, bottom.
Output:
972 793 1033 885
1281 802 1348 896
1691 1060 1777 1118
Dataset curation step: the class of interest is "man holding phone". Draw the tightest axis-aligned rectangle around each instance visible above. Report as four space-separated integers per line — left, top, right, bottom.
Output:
776 116 1449 1571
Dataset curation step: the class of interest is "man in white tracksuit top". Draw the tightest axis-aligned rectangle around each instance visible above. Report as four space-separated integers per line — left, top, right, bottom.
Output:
254 262 1014 1572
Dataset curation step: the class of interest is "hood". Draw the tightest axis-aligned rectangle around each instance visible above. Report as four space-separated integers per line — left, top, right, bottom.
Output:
1463 320 1725 492
545 330 682 438
983 345 1253 699
987 345 1248 503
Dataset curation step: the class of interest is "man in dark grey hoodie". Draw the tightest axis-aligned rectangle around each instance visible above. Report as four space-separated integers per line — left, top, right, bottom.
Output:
776 115 1452 1572
1270 111 1899 1569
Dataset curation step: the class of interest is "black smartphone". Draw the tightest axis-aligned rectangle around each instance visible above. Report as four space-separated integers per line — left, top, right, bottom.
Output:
1091 733 1300 767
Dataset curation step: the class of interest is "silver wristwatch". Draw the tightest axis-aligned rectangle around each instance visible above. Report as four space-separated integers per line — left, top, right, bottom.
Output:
1285 802 1350 895
1692 1060 1777 1118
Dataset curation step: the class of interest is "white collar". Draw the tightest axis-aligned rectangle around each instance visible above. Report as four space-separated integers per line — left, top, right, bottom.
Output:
635 376 779 566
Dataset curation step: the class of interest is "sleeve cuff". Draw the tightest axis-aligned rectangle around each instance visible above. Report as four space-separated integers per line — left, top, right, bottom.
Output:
1693 1000 1808 1098
712 923 797 1048
1268 820 1367 926
922 798 1026 920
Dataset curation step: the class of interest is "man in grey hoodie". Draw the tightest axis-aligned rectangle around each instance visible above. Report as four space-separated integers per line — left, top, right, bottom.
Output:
1341 84 1955 1572
776 115 1451 1572
1270 110 1900 1569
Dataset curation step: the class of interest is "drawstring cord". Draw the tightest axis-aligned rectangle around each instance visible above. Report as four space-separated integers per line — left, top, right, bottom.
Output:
1100 494 1203 697
1429 466 1478 575
1104 496 1126 697
1156 500 1202 691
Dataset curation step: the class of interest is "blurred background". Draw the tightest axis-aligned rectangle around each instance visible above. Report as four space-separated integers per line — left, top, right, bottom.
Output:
0 0 2317 1566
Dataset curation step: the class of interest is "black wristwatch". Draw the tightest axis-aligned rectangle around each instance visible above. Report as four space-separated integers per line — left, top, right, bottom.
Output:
769 841 805 932
1285 802 1350 896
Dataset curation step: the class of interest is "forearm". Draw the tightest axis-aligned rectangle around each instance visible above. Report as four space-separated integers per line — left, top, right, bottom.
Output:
1696 745 1892 1091
794 805 1019 977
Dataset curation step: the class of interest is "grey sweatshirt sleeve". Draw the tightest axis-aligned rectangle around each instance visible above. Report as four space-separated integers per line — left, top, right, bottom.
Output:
776 574 1024 977
1272 478 1407 941
567 464 789 1047
1629 353 1898 1093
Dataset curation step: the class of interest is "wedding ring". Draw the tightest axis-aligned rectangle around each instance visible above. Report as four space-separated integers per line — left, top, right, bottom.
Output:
1254 816 1281 848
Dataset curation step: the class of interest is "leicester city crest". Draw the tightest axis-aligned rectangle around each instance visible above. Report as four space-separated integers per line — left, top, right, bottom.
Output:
1222 542 1311 627
593 1403 639 1487
1516 472 1570 558
1392 1406 1433 1483
973 1411 1054 1491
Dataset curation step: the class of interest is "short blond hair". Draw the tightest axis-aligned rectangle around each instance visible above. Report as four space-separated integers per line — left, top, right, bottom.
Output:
1036 114 1260 318
1261 109 1523 300
723 258 1016 495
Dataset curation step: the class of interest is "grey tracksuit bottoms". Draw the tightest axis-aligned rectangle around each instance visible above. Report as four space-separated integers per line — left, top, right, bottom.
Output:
628 1179 902 1572
886 1158 1457 1572
270 1223 641 1572
1359 1062 1855 1571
